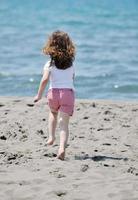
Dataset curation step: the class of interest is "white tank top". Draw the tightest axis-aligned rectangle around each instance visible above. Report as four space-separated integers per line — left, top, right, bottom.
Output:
43 61 75 90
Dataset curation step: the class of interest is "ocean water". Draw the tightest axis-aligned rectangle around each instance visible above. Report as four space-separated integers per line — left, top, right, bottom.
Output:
0 0 138 100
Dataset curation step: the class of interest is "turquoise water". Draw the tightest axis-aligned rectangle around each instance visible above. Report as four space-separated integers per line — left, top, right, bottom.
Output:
0 0 138 100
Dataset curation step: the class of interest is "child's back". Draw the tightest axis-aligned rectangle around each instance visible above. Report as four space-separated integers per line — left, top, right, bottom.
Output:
43 60 75 90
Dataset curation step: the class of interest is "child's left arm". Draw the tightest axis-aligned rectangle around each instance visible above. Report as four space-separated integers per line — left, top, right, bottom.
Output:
34 70 50 103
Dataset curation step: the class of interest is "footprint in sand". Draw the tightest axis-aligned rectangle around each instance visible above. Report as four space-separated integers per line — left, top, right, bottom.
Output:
91 102 96 107
122 124 131 128
97 128 104 131
102 143 111 146
13 100 21 103
124 143 131 147
26 103 34 107
127 167 138 176
104 110 112 115
78 136 85 139
83 116 89 119
57 173 66 178
6 153 24 164
37 130 44 135
104 118 111 121
132 108 138 112
55 191 67 197
0 103 5 107
121 150 127 152
7 154 18 162
80 164 89 172
19 181 30 186
0 135 7 140
44 152 57 158
102 163 115 167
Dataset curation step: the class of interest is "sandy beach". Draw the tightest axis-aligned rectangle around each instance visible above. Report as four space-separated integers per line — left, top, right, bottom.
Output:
0 96 138 200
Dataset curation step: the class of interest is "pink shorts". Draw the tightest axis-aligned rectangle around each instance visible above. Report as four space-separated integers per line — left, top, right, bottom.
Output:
46 88 75 116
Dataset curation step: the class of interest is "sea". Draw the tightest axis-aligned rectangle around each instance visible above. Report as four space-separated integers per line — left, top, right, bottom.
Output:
0 0 138 100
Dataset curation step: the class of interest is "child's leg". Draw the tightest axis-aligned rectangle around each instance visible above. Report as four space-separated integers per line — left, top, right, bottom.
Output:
46 110 58 145
57 111 70 160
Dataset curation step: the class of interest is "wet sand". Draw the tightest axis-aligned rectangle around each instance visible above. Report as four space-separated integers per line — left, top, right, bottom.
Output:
0 97 138 200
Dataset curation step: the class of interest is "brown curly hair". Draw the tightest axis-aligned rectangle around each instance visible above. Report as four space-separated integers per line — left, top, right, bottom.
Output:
42 30 75 69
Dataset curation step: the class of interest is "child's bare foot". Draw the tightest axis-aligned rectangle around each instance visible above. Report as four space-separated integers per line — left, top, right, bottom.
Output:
46 137 55 145
57 149 65 160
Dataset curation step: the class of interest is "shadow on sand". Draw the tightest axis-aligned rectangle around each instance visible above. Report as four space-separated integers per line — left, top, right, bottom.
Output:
74 154 128 162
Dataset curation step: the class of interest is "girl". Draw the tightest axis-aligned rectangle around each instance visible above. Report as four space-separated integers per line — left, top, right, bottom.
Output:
34 30 75 160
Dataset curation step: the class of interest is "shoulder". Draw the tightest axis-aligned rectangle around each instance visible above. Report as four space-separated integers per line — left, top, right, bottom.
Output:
43 60 52 72
43 60 50 70
70 65 75 73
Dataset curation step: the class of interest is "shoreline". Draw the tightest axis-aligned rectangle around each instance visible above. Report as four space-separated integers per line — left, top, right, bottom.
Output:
0 95 138 103
0 96 138 199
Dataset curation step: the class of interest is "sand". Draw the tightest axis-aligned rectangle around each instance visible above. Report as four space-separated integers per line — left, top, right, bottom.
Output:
0 96 138 200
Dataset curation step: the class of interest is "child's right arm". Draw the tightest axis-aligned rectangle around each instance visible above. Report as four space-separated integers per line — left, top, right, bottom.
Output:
34 69 50 103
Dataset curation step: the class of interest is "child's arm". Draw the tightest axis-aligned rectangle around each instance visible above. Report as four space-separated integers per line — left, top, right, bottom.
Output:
34 70 50 102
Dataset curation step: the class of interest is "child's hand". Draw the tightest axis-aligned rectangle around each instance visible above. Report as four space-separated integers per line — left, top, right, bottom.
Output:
34 95 42 103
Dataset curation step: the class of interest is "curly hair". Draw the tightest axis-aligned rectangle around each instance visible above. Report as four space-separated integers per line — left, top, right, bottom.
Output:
42 31 75 69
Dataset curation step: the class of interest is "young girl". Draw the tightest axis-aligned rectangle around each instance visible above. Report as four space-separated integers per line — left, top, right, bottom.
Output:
34 30 75 160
